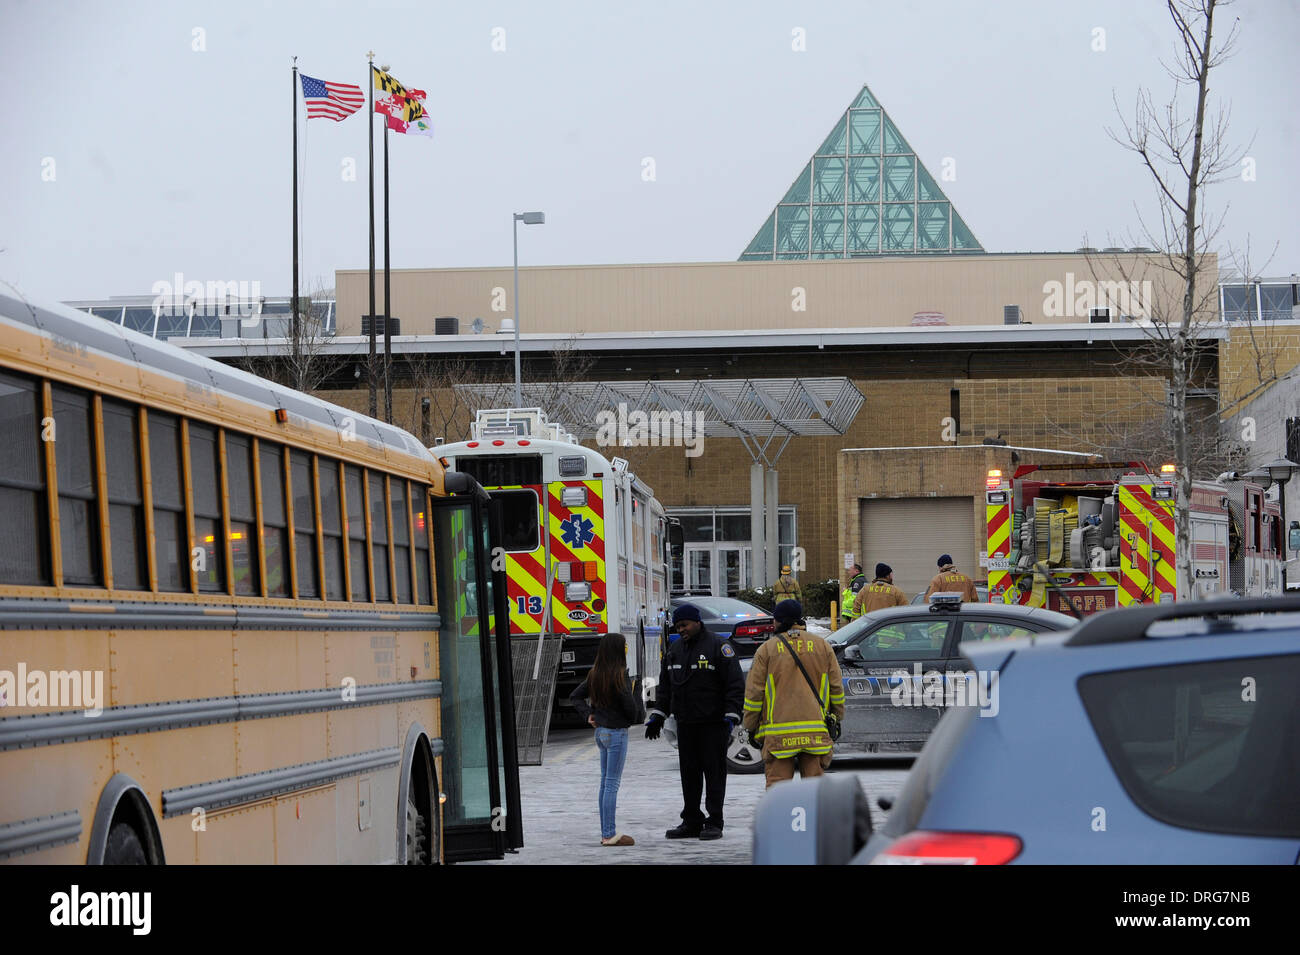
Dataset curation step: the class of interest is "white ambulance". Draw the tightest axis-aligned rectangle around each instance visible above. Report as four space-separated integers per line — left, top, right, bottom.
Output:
437 408 672 719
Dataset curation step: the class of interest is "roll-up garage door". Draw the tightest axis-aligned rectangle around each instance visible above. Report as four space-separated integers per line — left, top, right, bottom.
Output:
858 497 978 599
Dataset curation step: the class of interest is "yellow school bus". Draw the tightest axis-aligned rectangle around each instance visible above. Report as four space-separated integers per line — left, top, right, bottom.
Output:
0 292 521 863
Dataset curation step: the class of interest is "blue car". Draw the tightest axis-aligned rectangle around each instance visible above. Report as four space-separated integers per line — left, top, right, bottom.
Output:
752 596 1300 864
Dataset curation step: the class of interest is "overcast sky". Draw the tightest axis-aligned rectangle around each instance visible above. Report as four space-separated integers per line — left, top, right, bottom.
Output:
2 0 1296 303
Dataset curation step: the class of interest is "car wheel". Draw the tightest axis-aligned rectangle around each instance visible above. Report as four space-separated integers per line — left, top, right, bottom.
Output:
726 727 764 775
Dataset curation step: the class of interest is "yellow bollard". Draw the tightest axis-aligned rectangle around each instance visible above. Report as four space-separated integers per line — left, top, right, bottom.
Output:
831 600 839 631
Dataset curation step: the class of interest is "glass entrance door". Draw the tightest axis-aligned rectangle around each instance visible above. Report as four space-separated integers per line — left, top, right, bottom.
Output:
719 545 744 597
685 543 752 597
686 545 712 596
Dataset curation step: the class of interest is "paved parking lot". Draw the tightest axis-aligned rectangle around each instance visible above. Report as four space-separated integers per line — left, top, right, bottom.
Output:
485 727 912 865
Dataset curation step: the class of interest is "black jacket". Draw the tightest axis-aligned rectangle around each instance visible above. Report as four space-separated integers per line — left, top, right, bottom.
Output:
569 671 642 729
648 626 745 725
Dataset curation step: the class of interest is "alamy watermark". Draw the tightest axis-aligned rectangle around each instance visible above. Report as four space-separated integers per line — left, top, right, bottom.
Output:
1042 272 1152 319
50 885 150 935
0 664 103 717
594 403 705 458
151 272 263 319
887 664 999 717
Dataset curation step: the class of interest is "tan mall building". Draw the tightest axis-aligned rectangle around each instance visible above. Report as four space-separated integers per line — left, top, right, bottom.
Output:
314 250 1263 600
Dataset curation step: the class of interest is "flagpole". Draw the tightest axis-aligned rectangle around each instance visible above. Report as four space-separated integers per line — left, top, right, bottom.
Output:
366 52 377 418
291 57 300 351
383 119 392 423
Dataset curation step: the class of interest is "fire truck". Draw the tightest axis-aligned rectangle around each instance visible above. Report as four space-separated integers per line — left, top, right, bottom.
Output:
984 461 1283 615
438 408 672 721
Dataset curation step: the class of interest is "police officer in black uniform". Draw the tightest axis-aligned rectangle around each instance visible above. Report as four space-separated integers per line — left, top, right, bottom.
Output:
645 604 745 840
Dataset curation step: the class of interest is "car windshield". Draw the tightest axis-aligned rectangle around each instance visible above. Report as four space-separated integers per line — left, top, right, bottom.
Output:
674 597 765 620
827 614 875 644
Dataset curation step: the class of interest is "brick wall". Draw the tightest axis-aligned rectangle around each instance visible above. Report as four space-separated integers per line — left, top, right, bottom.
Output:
1221 324 1300 411
835 447 1092 590
311 375 1171 589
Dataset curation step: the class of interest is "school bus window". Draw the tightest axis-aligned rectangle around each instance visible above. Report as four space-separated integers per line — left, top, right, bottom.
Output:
0 371 51 585
225 433 259 596
318 457 346 600
102 397 147 591
188 423 225 592
290 450 319 599
412 485 431 604
369 471 391 601
52 385 103 587
148 411 188 592
259 442 288 597
391 477 412 603
494 489 540 552
345 464 367 600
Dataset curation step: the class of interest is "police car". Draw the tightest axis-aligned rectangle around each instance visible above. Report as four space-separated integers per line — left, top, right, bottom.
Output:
830 593 1076 753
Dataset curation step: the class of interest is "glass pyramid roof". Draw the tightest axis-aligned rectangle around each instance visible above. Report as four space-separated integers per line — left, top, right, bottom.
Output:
741 85 983 259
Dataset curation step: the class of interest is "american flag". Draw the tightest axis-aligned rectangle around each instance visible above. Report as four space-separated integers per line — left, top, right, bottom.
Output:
299 74 365 122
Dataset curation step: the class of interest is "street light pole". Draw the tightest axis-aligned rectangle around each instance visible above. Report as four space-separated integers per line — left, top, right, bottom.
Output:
512 211 544 408
513 216 520 407
1267 458 1298 591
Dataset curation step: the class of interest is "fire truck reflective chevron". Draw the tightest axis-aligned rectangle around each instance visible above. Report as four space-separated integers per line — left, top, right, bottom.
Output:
983 462 1281 615
1116 482 1176 607
985 496 1012 604
546 480 606 636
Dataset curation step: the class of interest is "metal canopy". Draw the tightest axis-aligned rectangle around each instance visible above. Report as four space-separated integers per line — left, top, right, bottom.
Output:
454 377 865 466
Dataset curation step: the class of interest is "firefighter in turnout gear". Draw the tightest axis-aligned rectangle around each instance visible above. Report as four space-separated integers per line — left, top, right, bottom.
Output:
645 604 745 840
773 565 802 602
925 554 978 602
742 600 846 788
840 564 867 623
854 563 908 615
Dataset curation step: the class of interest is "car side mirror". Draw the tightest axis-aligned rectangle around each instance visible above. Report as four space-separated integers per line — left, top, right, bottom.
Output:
843 644 863 662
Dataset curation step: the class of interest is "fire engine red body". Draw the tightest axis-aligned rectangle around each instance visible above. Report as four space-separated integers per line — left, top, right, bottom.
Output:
984 462 1282 615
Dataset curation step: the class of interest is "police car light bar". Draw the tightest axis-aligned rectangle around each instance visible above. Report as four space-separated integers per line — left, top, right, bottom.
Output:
929 592 963 611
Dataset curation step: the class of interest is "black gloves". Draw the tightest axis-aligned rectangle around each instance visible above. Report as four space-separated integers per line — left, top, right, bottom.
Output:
645 715 664 740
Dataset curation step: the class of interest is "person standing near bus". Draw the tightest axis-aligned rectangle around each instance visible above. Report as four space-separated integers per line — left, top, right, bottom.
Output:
570 632 644 846
645 604 745 840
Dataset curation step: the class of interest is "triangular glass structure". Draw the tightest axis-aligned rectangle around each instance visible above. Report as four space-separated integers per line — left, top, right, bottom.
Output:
741 84 983 259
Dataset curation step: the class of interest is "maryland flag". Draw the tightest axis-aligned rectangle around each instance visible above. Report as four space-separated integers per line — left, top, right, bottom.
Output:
372 66 433 137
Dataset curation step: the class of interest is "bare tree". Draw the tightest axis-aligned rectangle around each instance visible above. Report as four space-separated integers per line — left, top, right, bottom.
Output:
398 353 490 445
235 276 339 396
1047 388 1248 479
394 337 598 448
1107 0 1244 598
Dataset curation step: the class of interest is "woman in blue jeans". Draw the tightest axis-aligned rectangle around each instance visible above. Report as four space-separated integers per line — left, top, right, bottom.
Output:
569 633 643 846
